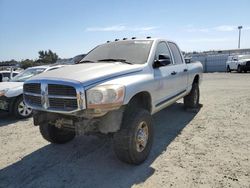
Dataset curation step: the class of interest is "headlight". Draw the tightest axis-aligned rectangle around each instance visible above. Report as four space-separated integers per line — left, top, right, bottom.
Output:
86 85 125 109
0 89 9 97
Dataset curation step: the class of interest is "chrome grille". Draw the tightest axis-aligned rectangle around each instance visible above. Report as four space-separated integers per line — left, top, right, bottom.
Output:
49 98 78 110
48 84 76 96
23 83 41 94
23 81 85 113
23 95 42 107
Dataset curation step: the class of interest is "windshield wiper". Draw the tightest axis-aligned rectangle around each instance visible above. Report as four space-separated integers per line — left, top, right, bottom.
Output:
97 58 133 65
77 60 96 64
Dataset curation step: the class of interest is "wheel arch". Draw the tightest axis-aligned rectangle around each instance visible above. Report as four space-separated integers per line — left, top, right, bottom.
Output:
126 91 152 113
193 74 200 85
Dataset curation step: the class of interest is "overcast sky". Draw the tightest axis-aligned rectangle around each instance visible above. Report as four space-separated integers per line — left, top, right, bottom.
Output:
0 0 250 61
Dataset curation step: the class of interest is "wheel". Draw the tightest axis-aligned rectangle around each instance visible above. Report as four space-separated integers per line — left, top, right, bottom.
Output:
113 108 153 165
13 96 32 119
244 70 247 73
227 66 231 72
237 65 242 73
184 82 200 108
39 123 75 144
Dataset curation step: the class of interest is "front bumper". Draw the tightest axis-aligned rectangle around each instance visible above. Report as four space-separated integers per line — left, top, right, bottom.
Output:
0 96 12 111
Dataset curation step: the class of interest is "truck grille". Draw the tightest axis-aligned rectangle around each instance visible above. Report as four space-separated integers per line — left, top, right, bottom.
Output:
25 95 42 107
23 83 41 94
49 98 78 110
48 84 76 96
23 81 84 113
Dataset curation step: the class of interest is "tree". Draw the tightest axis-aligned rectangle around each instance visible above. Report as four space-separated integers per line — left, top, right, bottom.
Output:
37 50 58 64
20 59 34 69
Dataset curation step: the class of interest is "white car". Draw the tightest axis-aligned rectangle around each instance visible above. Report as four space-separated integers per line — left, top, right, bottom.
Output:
226 55 250 73
0 65 64 118
0 70 20 82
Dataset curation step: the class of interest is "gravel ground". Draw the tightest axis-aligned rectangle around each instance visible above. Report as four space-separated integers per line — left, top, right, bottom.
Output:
0 73 250 188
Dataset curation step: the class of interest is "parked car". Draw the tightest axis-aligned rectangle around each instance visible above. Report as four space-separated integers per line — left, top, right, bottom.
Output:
226 54 250 73
24 38 203 164
0 70 20 82
0 65 64 118
55 54 86 65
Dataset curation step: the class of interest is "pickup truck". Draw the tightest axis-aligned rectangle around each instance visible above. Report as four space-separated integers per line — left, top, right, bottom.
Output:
23 38 203 164
226 54 250 73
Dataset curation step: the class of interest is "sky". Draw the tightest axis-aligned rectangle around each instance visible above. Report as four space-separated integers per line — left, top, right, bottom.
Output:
0 0 250 61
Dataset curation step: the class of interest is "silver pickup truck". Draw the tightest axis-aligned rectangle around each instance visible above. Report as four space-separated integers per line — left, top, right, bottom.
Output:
24 38 203 164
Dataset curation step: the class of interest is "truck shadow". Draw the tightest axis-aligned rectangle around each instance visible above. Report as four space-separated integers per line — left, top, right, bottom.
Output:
0 102 201 188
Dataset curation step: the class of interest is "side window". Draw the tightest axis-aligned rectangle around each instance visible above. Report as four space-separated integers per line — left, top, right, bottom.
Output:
3 73 10 78
168 42 183 64
155 42 172 63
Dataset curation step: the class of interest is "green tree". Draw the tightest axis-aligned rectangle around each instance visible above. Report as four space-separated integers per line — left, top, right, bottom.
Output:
20 59 34 69
37 50 58 64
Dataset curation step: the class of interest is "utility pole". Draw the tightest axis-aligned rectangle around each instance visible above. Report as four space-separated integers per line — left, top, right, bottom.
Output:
238 26 243 49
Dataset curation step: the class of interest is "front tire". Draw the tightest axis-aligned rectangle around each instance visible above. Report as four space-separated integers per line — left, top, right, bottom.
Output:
39 123 75 144
184 82 200 108
113 108 153 165
13 96 32 119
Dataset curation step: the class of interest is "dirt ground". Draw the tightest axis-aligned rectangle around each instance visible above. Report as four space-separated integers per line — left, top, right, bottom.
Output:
0 73 250 188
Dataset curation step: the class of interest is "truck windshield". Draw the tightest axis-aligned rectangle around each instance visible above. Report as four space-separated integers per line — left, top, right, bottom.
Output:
10 68 45 82
81 40 153 64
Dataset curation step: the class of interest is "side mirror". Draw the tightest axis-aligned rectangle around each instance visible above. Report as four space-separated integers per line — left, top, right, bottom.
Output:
2 77 10 82
154 54 171 68
185 58 191 64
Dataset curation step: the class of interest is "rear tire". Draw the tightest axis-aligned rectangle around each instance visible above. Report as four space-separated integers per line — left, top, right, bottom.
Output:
39 123 75 144
227 66 231 72
184 82 200 108
113 108 153 165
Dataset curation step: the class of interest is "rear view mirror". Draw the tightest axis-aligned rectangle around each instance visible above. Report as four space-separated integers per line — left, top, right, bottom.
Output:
154 54 171 68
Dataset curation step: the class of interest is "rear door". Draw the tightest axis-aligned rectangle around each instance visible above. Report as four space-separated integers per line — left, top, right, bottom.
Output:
168 42 188 93
153 41 179 106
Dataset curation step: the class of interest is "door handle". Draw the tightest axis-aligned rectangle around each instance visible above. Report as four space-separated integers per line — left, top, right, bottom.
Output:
171 71 177 75
184 69 188 72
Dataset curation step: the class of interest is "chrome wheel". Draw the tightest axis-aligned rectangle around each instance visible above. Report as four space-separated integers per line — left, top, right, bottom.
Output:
135 121 149 152
18 101 32 117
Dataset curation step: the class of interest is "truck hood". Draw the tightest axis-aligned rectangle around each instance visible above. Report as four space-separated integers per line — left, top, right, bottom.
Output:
239 59 250 63
31 63 144 86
